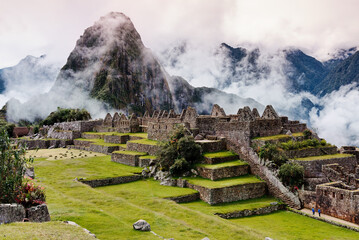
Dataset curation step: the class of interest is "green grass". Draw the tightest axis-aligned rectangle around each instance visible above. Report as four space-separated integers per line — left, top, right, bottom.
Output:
139 155 157 160
197 160 248 169
113 150 148 156
128 132 148 139
22 149 359 240
74 138 97 142
231 210 359 240
203 151 238 158
253 132 303 141
83 132 126 136
0 221 95 240
128 138 159 146
184 175 263 188
181 196 278 214
294 153 354 161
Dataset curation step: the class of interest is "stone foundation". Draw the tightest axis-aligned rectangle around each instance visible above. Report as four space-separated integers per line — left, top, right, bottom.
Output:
187 182 266 205
111 152 146 167
165 193 200 203
215 202 285 219
126 142 160 155
0 204 25 223
196 164 249 180
196 139 226 153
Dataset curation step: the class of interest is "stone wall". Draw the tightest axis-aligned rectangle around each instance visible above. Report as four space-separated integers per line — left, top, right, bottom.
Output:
165 193 200 203
27 204 51 222
126 142 160 155
215 202 285 219
104 135 129 144
316 182 359 224
292 156 357 178
195 139 226 153
47 130 81 140
17 139 73 149
284 146 338 159
89 144 123 155
49 119 102 132
0 204 25 223
79 175 142 187
187 181 266 205
111 152 143 166
196 164 249 180
298 190 317 209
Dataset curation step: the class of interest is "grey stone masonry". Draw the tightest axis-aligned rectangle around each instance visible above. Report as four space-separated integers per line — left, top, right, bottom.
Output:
89 144 124 155
196 139 226 153
187 181 266 205
111 151 147 167
202 154 239 165
104 135 129 144
79 175 142 187
0 204 25 223
165 193 200 203
27 204 51 222
284 146 338 159
196 164 250 181
126 142 160 155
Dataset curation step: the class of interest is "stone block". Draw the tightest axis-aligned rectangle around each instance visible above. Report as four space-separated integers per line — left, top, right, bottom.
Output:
0 204 25 223
197 164 249 180
27 204 51 222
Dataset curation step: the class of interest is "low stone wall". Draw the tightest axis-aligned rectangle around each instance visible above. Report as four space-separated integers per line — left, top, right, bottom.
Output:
215 202 285 219
285 146 338 159
165 193 200 203
47 130 81 140
0 204 25 223
187 182 266 205
73 139 94 147
112 152 143 166
89 144 123 155
16 139 73 149
82 133 105 139
138 157 157 167
126 142 160 155
202 155 238 164
298 190 317 208
79 175 142 187
0 204 50 223
196 164 249 180
293 156 357 178
196 139 226 153
104 135 129 144
27 204 51 222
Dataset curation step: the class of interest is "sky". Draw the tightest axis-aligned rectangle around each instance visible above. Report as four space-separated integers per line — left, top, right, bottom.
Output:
1 0 359 68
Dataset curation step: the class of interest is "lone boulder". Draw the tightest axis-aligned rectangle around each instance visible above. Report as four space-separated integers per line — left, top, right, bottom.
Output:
133 219 151 231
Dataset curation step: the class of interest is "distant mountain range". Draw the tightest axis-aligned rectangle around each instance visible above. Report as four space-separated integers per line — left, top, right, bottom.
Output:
1 12 359 121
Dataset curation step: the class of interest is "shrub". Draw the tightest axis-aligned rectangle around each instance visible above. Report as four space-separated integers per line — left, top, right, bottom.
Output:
303 129 312 139
156 125 202 176
278 162 304 187
14 178 46 208
258 143 287 167
0 130 33 203
33 125 39 134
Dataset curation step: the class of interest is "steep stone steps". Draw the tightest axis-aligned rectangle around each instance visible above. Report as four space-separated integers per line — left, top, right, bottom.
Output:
196 160 249 180
202 151 239 164
182 175 266 205
126 139 160 155
111 150 148 166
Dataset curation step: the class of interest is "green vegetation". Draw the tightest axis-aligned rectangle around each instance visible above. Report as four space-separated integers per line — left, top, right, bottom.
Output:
258 143 287 167
184 175 263 189
280 139 331 150
18 149 359 240
181 196 278 214
157 125 202 176
294 153 354 161
113 150 147 156
0 130 33 203
278 162 304 187
41 107 91 126
0 221 96 240
203 151 238 158
128 132 148 139
139 155 157 160
128 138 159 146
253 132 303 141
197 160 247 169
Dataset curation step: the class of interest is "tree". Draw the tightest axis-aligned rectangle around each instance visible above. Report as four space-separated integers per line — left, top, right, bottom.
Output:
41 107 91 126
156 125 202 176
0 130 33 203
278 162 304 188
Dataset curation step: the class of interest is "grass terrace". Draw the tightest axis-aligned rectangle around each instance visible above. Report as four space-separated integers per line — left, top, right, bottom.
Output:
181 196 278 215
128 132 148 139
253 132 303 141
293 153 354 161
83 131 127 136
10 148 359 239
197 160 248 169
75 138 125 147
128 138 159 146
0 222 95 240
139 155 157 160
184 175 263 188
203 151 238 158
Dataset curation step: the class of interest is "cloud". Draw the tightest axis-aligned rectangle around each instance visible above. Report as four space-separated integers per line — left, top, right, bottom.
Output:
309 83 359 146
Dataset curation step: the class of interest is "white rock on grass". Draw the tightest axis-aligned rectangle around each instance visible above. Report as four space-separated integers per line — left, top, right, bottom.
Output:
133 219 151 231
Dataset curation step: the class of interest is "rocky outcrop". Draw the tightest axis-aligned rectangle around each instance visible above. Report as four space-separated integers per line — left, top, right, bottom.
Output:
0 204 26 223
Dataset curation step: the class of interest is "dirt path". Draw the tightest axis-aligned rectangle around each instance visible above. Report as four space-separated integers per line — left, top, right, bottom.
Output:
301 208 359 229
